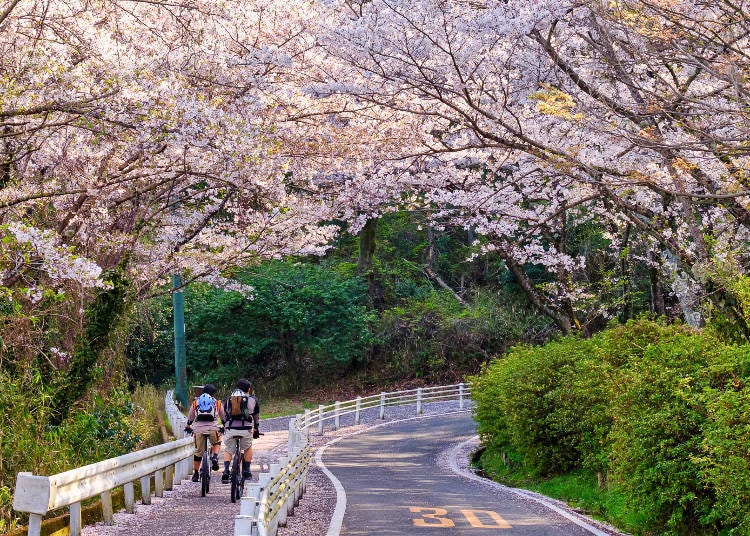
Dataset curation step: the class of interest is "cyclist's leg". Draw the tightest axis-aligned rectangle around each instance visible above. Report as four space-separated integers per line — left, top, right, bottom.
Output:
191 433 205 481
209 430 220 470
221 430 236 482
240 432 253 479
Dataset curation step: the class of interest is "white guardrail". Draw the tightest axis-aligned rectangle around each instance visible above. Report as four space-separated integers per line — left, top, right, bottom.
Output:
234 382 471 536
13 390 193 536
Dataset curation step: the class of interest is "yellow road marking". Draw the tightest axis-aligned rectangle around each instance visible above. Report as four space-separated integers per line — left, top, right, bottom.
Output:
409 507 456 527
461 509 512 528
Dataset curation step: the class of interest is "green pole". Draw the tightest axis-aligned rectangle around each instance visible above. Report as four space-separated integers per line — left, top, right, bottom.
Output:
172 273 187 407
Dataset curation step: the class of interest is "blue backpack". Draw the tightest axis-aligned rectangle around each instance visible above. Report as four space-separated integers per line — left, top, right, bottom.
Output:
195 393 217 422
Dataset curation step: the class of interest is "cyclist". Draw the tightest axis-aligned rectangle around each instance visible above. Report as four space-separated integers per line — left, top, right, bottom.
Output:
185 383 226 482
221 378 260 484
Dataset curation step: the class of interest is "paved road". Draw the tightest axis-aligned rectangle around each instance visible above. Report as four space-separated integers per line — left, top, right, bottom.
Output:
322 413 599 536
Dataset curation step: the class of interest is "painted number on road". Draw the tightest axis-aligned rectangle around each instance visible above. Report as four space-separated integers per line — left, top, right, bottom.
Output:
409 507 512 529
409 507 455 527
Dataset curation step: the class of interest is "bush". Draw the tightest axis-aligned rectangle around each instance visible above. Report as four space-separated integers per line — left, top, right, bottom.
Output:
471 319 750 535
470 333 609 477
605 329 720 534
695 350 750 534
0 369 157 531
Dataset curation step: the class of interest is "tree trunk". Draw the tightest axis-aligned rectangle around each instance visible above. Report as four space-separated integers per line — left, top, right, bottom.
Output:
620 223 633 322
648 249 666 317
357 217 382 308
503 253 572 334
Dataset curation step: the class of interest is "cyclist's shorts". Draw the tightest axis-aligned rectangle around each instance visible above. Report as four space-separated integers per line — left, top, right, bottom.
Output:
193 430 220 456
222 429 252 455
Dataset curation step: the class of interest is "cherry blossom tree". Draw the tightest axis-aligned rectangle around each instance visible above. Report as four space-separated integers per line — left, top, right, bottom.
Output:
311 0 750 334
0 0 342 381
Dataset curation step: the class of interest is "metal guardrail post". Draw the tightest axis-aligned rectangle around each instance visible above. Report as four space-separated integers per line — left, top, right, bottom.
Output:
379 392 386 419
334 401 340 429
416 387 423 414
318 404 324 434
154 469 164 497
101 490 114 525
124 481 135 513
304 409 311 435
69 502 81 536
288 419 296 453
355 396 361 424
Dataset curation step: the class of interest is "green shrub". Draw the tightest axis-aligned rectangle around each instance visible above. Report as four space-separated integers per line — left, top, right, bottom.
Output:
470 334 608 477
380 289 545 382
471 319 750 535
0 370 157 530
695 349 750 534
606 330 719 534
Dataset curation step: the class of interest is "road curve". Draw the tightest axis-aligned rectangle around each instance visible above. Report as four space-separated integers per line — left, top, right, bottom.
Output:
320 413 613 536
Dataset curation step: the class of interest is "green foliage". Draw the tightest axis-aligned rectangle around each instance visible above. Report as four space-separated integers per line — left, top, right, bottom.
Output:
50 394 141 464
0 368 152 530
128 260 375 394
377 289 546 382
693 351 750 534
470 319 750 535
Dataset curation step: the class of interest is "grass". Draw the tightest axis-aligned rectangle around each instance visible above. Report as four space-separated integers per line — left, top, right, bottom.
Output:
476 448 647 535
261 397 329 418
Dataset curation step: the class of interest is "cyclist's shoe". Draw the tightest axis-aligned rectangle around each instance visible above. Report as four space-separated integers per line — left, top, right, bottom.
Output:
211 454 219 471
191 471 200 482
242 471 252 481
221 471 230 484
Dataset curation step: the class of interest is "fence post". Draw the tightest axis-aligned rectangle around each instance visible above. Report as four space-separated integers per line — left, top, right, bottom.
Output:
459 382 465 410
154 469 164 497
304 409 311 436
140 475 151 504
165 464 174 490
318 404 325 434
354 396 361 424
288 418 296 453
124 481 135 513
69 502 82 536
172 462 181 487
334 401 340 429
101 490 114 525
379 392 386 419
416 387 423 414
27 514 42 536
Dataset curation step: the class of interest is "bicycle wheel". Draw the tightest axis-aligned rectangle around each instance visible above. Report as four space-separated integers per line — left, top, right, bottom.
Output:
201 453 210 496
236 468 244 501
230 454 240 503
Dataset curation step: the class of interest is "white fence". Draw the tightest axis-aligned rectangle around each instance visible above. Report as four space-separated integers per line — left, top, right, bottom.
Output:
13 391 193 536
234 382 471 536
297 382 471 433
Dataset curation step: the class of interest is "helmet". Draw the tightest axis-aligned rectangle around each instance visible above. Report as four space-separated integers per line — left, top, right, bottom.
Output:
203 383 217 396
197 392 215 412
237 378 252 392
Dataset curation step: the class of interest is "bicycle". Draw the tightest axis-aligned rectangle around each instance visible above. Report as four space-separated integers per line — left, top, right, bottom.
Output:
228 431 263 503
186 429 213 497
198 433 212 497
